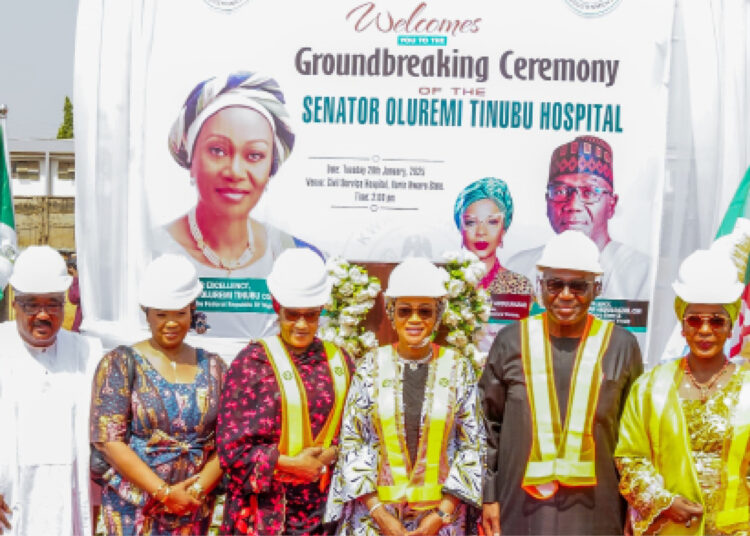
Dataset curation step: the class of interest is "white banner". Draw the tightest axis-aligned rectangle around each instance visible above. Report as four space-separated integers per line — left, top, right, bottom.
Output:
75 0 674 357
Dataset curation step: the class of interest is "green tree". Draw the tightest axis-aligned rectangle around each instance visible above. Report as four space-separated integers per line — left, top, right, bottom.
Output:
56 96 74 139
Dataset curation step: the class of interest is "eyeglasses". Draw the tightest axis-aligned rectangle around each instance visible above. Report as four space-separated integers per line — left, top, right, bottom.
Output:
15 300 64 315
684 314 729 331
547 184 612 204
462 213 504 229
542 278 592 296
395 305 436 320
282 309 322 323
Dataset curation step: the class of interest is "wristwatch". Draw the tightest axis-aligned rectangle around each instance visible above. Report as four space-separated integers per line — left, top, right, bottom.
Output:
188 481 206 501
435 508 454 525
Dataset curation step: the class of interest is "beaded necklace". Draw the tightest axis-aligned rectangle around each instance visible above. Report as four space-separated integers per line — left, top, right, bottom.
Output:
188 207 255 274
683 356 731 402
397 347 434 371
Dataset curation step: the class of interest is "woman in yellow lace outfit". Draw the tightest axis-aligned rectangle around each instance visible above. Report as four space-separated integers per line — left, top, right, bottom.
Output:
615 249 750 535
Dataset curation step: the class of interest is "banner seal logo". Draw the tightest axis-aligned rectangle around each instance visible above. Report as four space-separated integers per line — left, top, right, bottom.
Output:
203 0 250 12
564 0 622 17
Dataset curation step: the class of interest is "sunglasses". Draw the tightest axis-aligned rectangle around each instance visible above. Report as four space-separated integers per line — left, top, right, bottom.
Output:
15 300 64 315
283 309 322 323
542 278 592 296
684 314 729 331
395 305 436 320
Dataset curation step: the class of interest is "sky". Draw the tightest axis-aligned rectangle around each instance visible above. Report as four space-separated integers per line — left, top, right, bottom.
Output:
0 0 78 140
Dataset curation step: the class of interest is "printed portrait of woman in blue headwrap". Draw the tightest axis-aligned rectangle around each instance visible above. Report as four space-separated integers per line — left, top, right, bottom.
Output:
454 177 535 349
454 177 534 295
153 71 319 339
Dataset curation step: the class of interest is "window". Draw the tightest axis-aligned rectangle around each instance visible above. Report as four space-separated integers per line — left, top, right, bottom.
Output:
55 159 75 181
11 159 41 181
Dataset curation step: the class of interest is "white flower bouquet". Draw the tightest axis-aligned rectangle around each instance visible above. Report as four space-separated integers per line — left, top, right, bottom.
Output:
441 250 492 373
321 257 381 359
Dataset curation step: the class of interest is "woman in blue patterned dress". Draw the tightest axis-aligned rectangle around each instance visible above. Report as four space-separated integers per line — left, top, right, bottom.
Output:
90 254 226 535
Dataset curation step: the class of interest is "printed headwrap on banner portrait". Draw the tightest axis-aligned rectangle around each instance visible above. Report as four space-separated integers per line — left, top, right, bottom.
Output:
453 177 514 232
168 72 295 176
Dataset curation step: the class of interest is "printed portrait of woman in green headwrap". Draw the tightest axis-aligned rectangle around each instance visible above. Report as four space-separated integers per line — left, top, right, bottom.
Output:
454 177 534 296
454 177 535 350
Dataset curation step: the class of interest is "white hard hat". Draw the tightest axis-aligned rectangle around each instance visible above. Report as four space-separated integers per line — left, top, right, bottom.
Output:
385 257 448 298
139 254 203 310
672 249 744 303
9 246 72 294
536 231 603 274
266 248 331 308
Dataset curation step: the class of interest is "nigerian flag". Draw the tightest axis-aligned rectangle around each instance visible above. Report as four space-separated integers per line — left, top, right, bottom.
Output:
0 119 16 298
715 166 750 357
0 121 15 247
716 167 750 281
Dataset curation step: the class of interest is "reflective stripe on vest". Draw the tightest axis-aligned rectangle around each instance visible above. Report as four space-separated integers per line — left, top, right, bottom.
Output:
375 345 457 506
520 314 613 498
261 336 350 456
716 369 750 530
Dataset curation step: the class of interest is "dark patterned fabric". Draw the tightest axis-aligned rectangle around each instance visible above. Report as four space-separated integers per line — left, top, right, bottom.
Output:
485 265 535 298
549 135 613 184
90 346 226 535
217 338 353 536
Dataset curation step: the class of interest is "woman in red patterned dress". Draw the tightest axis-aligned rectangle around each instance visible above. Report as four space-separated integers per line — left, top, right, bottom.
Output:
217 248 354 535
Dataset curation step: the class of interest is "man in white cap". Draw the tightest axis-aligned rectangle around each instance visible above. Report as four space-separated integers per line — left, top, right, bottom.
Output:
480 231 643 536
0 246 102 536
217 248 354 536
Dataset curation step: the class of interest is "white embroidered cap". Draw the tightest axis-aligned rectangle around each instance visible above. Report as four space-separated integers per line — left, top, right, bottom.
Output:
266 248 331 308
9 246 72 294
385 257 448 298
672 249 744 304
138 254 204 310
536 230 603 274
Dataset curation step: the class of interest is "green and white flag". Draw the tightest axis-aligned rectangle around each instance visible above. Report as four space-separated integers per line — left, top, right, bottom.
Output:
0 122 15 244
0 119 17 296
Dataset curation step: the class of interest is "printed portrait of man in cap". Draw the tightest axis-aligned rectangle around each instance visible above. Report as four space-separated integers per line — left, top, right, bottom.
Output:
507 135 650 300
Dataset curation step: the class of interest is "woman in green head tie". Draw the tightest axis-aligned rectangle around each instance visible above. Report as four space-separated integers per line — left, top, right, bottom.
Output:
454 177 534 350
615 249 750 535
454 177 534 296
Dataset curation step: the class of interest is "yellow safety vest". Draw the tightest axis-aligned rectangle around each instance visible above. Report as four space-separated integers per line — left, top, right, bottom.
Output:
260 336 350 456
374 344 458 509
520 313 613 499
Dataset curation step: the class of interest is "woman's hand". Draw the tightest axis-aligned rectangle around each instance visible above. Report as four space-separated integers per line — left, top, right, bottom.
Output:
162 475 202 516
318 446 338 467
406 512 443 536
660 496 703 527
276 447 324 483
371 507 408 536
482 502 501 536
0 494 10 534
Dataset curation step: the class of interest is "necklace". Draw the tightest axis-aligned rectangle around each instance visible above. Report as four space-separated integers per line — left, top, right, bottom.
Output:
683 357 731 402
479 257 501 290
398 348 433 371
188 207 255 274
